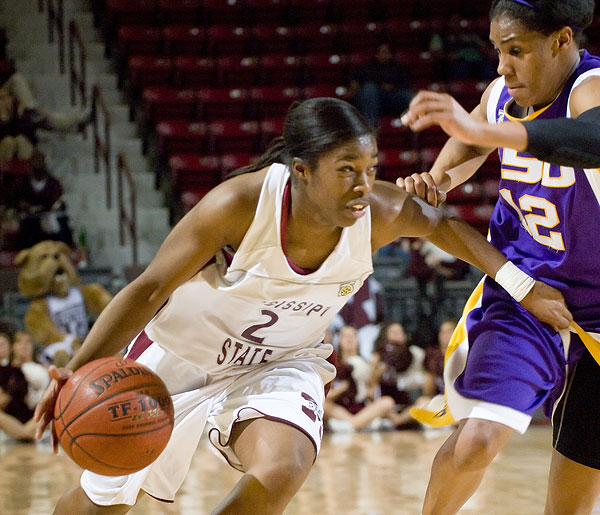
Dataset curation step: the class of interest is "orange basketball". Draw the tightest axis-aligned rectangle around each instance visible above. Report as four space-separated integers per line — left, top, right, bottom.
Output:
54 356 174 476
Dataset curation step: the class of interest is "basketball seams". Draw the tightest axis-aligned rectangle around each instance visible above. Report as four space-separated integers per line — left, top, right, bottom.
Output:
57 382 171 436
68 423 174 476
55 358 125 418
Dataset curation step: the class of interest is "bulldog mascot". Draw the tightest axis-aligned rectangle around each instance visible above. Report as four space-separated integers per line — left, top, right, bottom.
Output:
14 240 112 366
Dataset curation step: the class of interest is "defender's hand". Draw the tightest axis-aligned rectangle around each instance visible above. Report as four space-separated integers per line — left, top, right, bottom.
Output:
396 172 447 207
519 282 573 332
401 91 482 146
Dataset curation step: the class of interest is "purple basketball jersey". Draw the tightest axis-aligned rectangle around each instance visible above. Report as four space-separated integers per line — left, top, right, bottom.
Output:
488 50 600 332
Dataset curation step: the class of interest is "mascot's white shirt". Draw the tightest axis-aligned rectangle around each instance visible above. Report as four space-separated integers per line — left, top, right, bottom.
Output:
46 286 89 338
145 163 374 378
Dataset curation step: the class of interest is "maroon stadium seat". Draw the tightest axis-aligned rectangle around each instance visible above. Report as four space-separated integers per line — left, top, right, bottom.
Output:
208 119 261 154
118 26 163 59
245 0 290 26
157 0 202 24
296 23 338 54
373 0 418 19
163 25 206 56
197 87 250 121
249 85 303 118
203 0 246 25
446 181 484 204
107 0 157 27
169 154 222 212
217 55 261 88
303 53 348 85
338 21 385 54
156 120 209 157
220 152 258 176
259 54 304 86
259 116 285 148
207 24 252 57
129 56 173 91
447 79 490 113
288 0 332 25
251 24 297 56
303 84 349 101
143 87 197 124
377 116 414 150
174 56 217 87
330 0 373 22
376 148 420 182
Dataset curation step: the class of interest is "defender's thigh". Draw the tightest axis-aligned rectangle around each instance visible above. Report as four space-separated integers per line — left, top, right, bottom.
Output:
553 347 600 469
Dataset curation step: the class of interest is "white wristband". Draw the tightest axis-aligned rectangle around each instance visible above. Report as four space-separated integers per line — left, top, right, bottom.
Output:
494 261 535 302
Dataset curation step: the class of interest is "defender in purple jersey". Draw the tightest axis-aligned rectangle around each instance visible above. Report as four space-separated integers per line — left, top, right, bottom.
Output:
399 0 600 513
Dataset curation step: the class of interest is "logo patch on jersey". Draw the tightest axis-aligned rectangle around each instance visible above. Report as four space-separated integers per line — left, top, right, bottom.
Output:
338 282 355 297
301 392 323 423
497 109 505 123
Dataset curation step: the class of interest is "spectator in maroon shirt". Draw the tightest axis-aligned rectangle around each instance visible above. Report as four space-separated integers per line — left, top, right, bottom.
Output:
0 332 32 425
10 151 74 248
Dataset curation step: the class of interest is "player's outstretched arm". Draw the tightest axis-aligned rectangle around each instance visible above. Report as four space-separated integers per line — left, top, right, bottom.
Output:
402 78 600 171
371 183 573 331
33 172 263 442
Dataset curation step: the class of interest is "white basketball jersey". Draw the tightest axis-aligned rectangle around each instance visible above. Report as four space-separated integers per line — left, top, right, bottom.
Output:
46 286 89 338
145 163 374 377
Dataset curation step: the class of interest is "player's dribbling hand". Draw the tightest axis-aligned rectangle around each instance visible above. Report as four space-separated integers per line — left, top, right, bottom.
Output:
519 281 573 332
396 172 447 207
401 91 482 146
34 365 73 453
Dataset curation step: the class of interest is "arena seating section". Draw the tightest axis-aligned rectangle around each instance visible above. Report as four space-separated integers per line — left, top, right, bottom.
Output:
92 0 598 229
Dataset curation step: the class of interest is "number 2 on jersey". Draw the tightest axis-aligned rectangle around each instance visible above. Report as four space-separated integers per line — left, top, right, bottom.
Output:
241 310 279 344
499 189 565 251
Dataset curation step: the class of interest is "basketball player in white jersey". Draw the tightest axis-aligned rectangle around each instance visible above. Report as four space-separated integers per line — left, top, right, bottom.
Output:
34 97 571 514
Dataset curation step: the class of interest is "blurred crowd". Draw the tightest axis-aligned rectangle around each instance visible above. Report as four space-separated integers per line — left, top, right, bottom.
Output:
0 69 91 258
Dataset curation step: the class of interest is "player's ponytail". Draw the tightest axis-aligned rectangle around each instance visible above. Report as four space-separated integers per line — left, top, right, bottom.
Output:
227 136 288 177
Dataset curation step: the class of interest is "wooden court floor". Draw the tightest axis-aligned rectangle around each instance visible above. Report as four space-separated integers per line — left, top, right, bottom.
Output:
0 425 576 514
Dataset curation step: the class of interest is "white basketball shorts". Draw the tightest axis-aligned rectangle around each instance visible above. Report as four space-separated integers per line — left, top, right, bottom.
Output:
80 340 330 506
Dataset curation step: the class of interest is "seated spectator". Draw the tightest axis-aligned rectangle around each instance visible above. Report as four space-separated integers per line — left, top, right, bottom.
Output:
422 318 458 397
0 331 43 441
330 276 385 358
2 72 91 133
0 332 33 425
10 330 49 410
371 322 425 429
348 43 414 126
404 237 470 314
324 325 404 432
9 151 74 248
0 85 35 163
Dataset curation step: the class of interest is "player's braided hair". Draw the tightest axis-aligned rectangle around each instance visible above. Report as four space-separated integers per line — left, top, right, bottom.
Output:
490 0 595 43
230 97 375 177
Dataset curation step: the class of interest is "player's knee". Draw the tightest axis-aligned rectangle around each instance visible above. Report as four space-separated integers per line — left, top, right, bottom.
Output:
380 395 395 412
252 449 313 497
451 420 511 472
53 486 134 515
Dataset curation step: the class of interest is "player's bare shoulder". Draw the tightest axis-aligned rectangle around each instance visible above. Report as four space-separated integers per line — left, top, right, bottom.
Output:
369 180 412 224
187 167 269 248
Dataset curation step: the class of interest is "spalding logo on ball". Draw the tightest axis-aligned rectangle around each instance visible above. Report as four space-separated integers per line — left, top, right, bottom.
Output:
54 357 175 476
